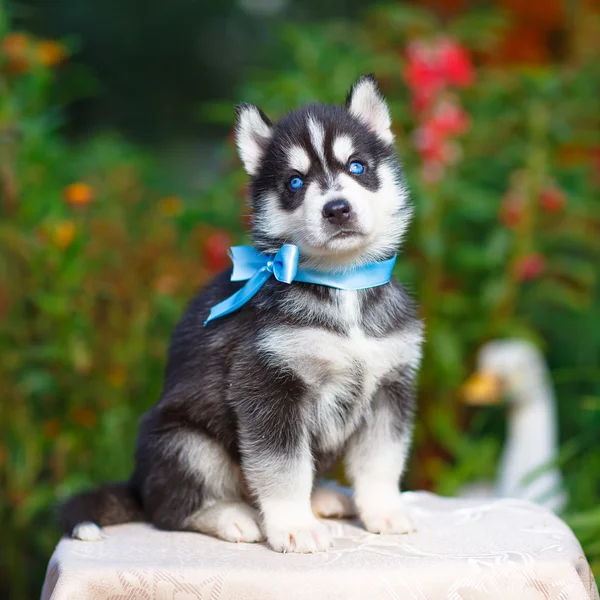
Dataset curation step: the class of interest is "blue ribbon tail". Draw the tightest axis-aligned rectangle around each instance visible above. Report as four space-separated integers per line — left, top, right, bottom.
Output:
204 267 271 325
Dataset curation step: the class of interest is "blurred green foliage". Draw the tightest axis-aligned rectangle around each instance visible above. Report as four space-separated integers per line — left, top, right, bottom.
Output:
1 2 599 599
14 0 368 142
0 10 245 597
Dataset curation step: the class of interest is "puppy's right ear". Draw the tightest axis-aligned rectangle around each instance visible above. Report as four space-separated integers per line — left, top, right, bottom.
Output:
234 103 273 176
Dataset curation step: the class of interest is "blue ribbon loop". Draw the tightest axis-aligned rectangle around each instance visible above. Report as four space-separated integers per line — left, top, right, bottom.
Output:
204 244 396 325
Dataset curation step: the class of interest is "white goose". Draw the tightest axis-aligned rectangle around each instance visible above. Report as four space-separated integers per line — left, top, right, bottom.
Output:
460 339 568 513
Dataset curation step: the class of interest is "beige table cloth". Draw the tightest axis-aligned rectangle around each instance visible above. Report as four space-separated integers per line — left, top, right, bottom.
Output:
42 491 599 600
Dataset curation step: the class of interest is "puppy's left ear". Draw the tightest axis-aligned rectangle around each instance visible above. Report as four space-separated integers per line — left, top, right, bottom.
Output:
345 74 394 144
234 103 273 176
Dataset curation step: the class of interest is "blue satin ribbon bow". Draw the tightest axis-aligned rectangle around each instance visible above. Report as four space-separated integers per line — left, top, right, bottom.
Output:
204 244 396 325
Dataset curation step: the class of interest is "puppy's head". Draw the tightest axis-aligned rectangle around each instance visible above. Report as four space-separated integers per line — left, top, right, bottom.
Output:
235 75 411 269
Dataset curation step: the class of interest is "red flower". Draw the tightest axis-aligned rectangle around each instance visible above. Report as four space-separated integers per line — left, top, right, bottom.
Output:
430 99 470 136
203 231 232 273
404 41 446 112
515 253 546 281
498 192 524 229
437 39 475 88
410 91 431 114
413 122 461 165
404 37 475 113
539 186 566 213
413 124 446 163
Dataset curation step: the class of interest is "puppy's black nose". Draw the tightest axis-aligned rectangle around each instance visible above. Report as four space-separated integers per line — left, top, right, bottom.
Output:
322 199 351 226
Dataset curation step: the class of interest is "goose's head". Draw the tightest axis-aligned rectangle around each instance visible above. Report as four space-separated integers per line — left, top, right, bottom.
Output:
462 339 549 406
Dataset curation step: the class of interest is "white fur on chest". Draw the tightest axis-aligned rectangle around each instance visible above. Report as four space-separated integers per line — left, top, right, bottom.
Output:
257 291 421 450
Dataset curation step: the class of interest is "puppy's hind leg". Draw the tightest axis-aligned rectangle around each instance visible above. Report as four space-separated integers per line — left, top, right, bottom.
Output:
311 482 357 519
186 502 263 543
140 429 263 543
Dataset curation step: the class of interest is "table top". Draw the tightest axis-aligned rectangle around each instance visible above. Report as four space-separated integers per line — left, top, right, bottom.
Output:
42 491 599 600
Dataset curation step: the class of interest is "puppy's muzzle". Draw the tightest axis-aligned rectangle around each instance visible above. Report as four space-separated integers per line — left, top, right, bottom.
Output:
322 199 352 226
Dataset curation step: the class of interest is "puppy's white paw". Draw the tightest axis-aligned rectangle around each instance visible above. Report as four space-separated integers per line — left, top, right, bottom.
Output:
265 517 333 553
360 502 416 535
311 484 356 519
188 502 264 543
72 521 105 541
217 507 263 543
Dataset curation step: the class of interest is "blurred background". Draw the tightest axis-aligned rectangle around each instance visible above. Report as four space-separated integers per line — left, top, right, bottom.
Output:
0 0 599 597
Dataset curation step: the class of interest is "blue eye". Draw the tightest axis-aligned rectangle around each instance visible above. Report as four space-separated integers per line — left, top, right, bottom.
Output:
349 161 365 175
289 176 304 191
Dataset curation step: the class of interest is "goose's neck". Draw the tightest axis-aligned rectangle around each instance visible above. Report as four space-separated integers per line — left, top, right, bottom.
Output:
497 379 561 500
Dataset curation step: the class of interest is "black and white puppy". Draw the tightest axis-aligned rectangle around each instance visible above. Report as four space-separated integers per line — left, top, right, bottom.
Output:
60 74 424 553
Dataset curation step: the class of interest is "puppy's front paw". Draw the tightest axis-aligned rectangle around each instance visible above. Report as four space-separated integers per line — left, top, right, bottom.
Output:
360 502 416 535
265 517 333 553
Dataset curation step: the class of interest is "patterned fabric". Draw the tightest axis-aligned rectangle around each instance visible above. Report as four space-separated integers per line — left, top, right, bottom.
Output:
42 492 599 600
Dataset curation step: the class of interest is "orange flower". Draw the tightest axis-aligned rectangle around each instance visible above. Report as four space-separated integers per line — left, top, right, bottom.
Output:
43 418 62 440
37 40 67 66
158 195 184 217
1 32 29 58
51 221 76 249
1 32 31 73
64 182 94 206
69 407 98 429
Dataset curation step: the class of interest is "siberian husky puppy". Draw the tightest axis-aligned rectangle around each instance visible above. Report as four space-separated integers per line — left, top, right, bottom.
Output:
60 74 423 553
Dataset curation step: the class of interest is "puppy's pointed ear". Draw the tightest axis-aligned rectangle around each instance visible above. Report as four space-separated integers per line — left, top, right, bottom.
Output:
345 74 394 144
234 103 273 176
